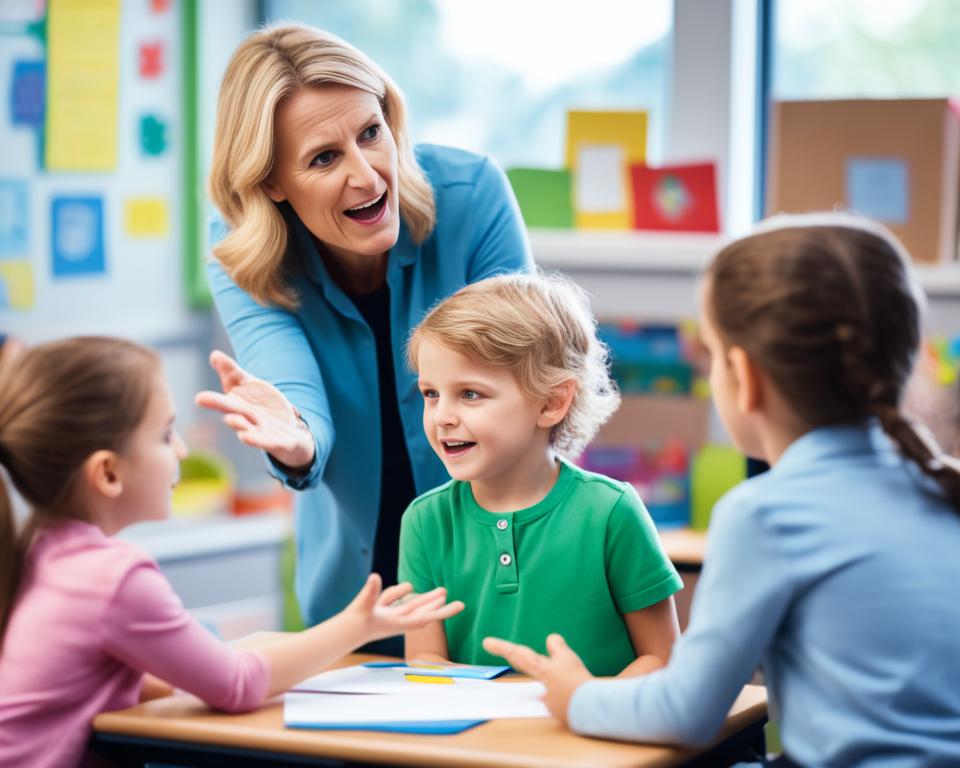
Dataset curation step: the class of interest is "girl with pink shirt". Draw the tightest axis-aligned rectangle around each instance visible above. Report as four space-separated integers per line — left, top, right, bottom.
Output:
0 337 463 768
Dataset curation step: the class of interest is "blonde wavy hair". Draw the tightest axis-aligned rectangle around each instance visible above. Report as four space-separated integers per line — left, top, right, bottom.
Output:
209 24 437 309
407 272 620 458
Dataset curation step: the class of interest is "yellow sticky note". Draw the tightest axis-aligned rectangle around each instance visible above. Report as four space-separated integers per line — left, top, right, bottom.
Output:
46 0 121 170
565 110 647 230
125 198 169 237
405 674 454 684
0 261 36 310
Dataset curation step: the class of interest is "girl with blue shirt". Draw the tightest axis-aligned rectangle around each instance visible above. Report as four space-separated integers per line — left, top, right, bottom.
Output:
485 213 960 766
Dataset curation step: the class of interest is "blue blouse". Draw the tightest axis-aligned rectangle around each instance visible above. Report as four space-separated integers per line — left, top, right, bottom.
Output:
569 423 960 766
209 145 534 625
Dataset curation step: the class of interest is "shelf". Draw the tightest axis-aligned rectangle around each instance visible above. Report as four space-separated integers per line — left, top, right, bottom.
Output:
529 229 960 297
530 230 721 273
120 512 291 562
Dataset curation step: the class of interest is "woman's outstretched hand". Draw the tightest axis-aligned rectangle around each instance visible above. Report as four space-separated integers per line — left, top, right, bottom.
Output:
195 350 315 470
344 575 465 643
483 634 594 724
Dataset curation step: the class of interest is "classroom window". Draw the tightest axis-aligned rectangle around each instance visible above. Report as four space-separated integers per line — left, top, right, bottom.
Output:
773 0 960 99
262 0 673 168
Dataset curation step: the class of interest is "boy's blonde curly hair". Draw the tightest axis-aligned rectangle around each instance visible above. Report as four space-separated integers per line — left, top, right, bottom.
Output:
407 271 620 457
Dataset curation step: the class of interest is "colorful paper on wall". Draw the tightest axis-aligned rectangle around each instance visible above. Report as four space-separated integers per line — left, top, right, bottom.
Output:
124 197 168 237
631 163 720 233
139 41 165 79
0 180 29 256
576 145 626 212
0 0 45 22
565 110 646 229
51 196 105 277
139 114 168 156
505 168 573 229
0 261 36 310
10 60 45 128
45 0 121 171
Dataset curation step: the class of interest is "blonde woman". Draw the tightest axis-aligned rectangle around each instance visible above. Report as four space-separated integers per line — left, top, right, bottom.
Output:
198 25 532 650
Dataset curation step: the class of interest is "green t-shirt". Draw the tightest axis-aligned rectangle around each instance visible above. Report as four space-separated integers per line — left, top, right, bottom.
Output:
398 460 683 676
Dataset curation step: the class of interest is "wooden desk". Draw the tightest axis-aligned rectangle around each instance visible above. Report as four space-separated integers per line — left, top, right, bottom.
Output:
658 528 708 632
92 653 766 768
659 528 707 573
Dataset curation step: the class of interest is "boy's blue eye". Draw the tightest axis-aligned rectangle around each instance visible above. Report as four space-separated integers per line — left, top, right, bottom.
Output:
463 390 482 401
422 389 438 399
361 123 380 141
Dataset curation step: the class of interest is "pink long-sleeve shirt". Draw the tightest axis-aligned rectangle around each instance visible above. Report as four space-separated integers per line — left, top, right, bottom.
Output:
0 519 271 768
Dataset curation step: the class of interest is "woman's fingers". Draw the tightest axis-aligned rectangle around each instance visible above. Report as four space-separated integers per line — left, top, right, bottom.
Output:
209 350 248 390
195 390 260 422
223 413 255 433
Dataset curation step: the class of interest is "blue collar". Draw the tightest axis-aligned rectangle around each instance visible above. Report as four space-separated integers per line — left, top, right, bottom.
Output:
772 420 897 477
284 204 419 320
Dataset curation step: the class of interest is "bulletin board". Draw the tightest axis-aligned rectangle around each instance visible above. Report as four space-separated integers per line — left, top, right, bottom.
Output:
0 0 209 347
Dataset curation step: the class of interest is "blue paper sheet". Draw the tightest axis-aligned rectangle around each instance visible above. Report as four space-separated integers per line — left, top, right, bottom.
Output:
285 718 486 734
362 661 510 680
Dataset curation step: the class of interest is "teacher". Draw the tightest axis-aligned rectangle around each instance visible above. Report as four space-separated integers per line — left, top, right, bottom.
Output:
199 24 533 638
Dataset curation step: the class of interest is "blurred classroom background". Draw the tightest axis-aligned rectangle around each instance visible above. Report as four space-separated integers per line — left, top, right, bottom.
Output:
2 0 959 637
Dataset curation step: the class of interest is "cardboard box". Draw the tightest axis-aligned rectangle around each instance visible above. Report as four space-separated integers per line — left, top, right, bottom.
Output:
592 395 710 448
768 98 960 263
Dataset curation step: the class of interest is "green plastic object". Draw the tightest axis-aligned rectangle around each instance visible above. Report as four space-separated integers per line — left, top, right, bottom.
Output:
506 168 574 228
690 443 746 531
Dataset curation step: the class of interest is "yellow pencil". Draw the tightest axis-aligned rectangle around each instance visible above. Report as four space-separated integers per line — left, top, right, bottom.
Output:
405 674 454 684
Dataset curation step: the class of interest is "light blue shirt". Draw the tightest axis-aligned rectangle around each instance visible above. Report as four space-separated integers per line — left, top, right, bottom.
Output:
569 423 960 766
209 145 533 625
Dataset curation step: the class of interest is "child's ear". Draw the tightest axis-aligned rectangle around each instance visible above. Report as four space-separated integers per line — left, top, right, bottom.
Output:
83 450 124 499
538 380 577 429
729 346 763 414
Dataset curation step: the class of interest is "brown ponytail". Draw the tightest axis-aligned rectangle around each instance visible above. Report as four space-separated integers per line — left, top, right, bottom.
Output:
0 337 159 649
706 213 960 515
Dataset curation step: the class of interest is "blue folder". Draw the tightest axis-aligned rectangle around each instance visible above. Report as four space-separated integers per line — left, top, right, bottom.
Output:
361 661 510 680
285 719 486 734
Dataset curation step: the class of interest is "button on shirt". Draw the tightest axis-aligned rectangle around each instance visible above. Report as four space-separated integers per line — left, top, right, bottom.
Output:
569 424 960 766
399 460 682 676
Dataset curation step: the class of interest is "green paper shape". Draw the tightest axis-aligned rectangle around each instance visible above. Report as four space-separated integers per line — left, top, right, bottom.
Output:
690 443 746 531
140 114 168 156
506 168 574 229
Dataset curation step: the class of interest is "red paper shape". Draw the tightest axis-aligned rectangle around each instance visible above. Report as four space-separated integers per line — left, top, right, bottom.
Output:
151 0 171 12
631 163 720 233
139 41 164 79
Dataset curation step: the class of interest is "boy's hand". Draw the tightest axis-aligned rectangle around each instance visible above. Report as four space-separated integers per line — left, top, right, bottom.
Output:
345 575 464 643
483 634 594 724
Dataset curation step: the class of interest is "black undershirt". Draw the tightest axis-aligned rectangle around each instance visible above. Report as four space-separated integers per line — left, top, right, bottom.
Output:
349 284 417 589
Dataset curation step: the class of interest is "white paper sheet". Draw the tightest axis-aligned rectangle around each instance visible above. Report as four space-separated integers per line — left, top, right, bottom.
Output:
284 682 550 726
575 143 626 212
292 665 489 695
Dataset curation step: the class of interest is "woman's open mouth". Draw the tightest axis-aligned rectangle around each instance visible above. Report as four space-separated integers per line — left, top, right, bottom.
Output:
344 191 388 223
